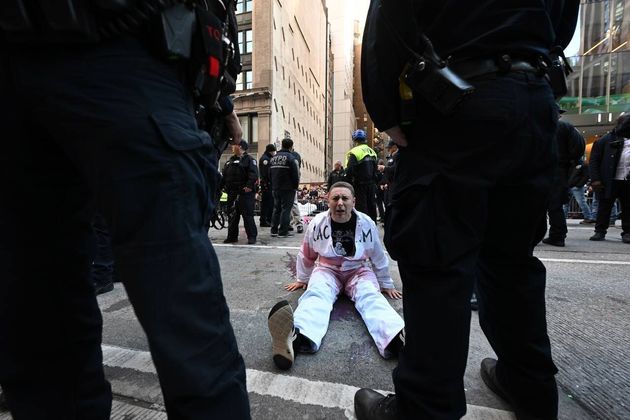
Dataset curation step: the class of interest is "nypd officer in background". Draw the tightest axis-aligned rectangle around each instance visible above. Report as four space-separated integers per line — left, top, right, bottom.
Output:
345 129 379 221
354 1 579 419
259 143 277 227
0 1 250 419
221 139 259 244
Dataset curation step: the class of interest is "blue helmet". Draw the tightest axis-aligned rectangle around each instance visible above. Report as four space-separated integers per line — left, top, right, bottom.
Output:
352 129 367 142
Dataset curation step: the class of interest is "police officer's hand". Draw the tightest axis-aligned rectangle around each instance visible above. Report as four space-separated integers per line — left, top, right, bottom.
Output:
382 288 402 299
224 111 243 145
385 125 408 147
285 281 307 291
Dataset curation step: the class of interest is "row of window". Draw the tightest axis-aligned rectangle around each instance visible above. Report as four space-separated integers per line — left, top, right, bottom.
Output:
238 29 253 54
274 98 323 151
236 70 253 91
275 15 325 110
236 0 253 14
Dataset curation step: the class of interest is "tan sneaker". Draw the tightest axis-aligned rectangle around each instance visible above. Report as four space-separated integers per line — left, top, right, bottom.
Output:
267 300 296 370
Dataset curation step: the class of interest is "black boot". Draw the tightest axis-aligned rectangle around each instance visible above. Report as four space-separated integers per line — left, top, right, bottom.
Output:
542 237 565 247
480 358 557 420
589 232 606 241
354 389 398 420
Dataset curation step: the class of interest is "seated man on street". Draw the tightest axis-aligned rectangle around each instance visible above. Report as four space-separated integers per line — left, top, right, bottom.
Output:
267 182 404 370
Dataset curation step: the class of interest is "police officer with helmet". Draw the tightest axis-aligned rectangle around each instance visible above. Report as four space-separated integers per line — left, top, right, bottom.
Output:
221 139 259 244
0 1 250 419
345 129 379 221
355 1 579 419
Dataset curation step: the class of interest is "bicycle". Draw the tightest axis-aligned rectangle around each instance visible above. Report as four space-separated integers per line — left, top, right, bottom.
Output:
209 202 231 230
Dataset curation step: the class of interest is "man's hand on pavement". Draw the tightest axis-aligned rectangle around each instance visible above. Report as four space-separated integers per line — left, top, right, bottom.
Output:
285 281 307 291
382 288 402 299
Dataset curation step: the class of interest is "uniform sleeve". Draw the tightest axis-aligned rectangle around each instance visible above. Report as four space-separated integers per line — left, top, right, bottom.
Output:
246 156 258 190
345 153 358 180
291 158 300 190
361 0 412 132
217 96 234 117
383 160 396 184
367 219 394 289
296 224 318 282
551 0 580 49
219 161 228 190
589 136 604 183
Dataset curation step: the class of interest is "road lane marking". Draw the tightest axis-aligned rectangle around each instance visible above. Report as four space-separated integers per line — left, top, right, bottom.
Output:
102 344 514 420
540 258 630 266
214 244 630 266
214 243 301 250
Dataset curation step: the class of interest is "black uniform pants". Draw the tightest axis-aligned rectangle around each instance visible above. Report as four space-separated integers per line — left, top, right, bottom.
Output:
546 169 569 241
594 180 630 235
271 189 295 235
260 186 274 225
90 212 116 286
226 190 257 240
0 37 250 419
355 183 377 222
387 72 559 420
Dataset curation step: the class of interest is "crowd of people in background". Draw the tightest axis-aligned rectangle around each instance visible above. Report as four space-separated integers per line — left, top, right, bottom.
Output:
543 113 629 246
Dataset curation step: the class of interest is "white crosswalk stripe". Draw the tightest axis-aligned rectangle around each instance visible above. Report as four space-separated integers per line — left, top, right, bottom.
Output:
102 344 515 420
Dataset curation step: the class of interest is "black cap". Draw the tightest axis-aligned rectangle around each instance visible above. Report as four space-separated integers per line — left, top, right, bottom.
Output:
239 139 249 150
265 144 277 153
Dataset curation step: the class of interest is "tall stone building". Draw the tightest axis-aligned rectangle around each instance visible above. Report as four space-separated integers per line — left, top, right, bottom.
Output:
325 0 371 167
230 0 332 184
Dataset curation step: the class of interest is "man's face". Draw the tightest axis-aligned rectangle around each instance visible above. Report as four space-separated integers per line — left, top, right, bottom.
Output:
328 187 355 223
334 162 342 171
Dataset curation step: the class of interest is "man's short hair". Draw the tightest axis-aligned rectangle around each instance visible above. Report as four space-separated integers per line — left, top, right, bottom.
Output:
265 143 277 153
282 138 293 150
329 181 354 196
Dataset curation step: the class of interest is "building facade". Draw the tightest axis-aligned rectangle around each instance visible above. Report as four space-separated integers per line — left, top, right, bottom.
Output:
562 0 630 147
326 0 364 168
231 0 331 184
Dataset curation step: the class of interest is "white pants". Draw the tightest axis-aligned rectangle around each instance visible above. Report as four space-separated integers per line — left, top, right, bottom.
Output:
294 265 404 358
291 192 303 227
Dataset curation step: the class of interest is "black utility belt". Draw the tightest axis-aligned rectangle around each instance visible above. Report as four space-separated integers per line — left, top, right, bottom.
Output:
450 57 543 81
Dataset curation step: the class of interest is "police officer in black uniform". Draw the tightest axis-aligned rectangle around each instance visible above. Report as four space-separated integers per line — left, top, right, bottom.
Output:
354 1 579 419
346 129 378 221
0 2 250 419
542 117 585 247
221 139 259 244
259 143 277 227
269 138 300 237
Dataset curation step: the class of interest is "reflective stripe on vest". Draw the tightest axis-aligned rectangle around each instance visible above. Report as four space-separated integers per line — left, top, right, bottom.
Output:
345 144 377 167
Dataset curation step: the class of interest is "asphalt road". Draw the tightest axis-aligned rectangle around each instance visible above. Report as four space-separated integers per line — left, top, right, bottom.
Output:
1 218 627 419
